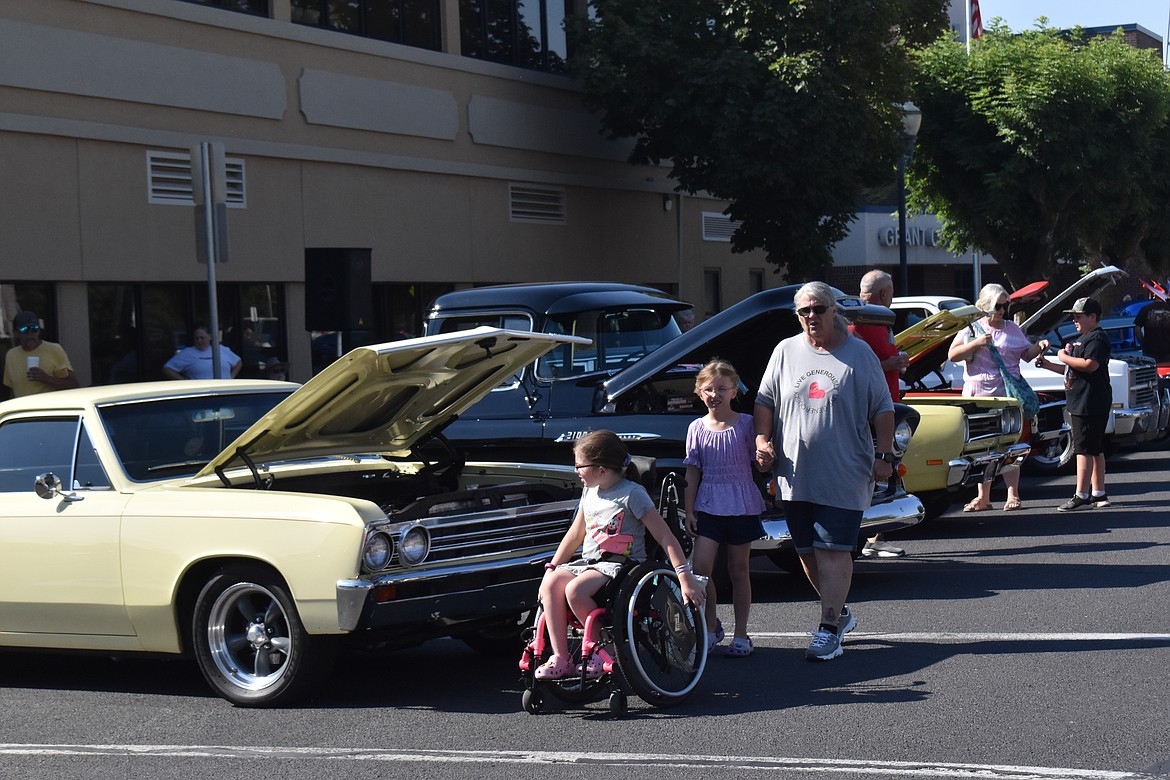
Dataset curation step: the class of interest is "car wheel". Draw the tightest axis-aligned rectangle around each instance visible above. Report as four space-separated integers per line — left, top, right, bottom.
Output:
1025 430 1074 475
192 565 335 708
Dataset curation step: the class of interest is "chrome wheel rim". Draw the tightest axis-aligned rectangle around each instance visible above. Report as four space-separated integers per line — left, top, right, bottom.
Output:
207 581 292 692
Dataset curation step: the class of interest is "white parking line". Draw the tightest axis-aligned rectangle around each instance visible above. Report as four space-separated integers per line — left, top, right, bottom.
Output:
0 745 1154 778
757 632 1170 642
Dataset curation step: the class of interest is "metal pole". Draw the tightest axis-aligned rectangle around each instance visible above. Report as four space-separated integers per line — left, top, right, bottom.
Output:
198 142 223 380
966 0 972 55
897 154 909 297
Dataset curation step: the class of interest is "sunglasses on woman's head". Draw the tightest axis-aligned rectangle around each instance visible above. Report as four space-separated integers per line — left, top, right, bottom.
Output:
796 305 829 318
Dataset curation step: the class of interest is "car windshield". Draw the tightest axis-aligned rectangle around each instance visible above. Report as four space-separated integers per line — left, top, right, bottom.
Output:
536 307 681 379
98 391 294 482
1050 319 1137 355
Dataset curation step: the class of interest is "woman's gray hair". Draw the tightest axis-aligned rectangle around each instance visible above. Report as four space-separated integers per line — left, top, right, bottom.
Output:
976 283 1010 314
795 281 849 335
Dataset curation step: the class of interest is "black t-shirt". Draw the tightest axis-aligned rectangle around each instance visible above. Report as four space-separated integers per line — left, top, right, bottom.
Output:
1064 326 1112 416
1136 302 1170 362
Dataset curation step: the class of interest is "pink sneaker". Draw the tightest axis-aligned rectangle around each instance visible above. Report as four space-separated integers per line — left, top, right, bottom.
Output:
534 655 573 680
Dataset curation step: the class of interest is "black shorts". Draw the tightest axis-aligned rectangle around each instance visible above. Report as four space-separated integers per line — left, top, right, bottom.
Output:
1068 413 1108 456
694 511 765 546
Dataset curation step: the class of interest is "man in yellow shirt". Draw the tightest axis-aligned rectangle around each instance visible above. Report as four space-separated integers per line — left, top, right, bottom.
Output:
3 311 80 397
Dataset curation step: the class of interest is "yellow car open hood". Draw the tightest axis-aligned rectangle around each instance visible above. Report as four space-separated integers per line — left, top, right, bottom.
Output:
196 327 587 478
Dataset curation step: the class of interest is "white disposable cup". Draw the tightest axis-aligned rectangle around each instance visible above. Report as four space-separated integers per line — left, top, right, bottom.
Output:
26 356 40 370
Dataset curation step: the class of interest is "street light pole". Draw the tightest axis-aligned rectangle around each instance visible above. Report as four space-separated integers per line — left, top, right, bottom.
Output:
897 102 922 297
897 152 909 297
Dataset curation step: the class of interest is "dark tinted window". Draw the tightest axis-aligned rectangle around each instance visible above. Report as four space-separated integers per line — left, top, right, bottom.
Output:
459 0 570 72
99 392 292 481
0 418 78 493
291 0 441 50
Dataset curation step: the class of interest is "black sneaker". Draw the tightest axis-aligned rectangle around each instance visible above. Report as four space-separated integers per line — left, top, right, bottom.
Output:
1092 494 1111 508
1058 495 1092 512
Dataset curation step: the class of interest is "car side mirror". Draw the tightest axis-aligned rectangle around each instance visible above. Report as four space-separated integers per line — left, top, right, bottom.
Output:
34 472 84 503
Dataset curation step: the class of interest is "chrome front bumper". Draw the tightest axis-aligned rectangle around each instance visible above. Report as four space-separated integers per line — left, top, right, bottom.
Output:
1110 404 1157 440
751 493 925 553
946 442 1031 487
335 552 552 632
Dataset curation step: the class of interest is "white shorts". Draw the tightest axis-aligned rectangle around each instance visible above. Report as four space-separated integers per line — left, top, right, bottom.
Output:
559 559 625 581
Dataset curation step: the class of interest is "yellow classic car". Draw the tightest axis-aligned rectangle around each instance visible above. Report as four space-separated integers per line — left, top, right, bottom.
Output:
0 328 587 707
894 306 1040 519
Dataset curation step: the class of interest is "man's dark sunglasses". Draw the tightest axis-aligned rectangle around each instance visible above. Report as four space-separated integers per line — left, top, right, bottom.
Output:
17 325 41 334
796 305 830 318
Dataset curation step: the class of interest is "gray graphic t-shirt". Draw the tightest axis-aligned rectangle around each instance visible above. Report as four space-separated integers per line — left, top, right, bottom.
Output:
756 334 893 511
579 479 654 563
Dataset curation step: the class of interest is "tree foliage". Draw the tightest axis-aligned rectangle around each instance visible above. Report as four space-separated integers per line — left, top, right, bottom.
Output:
909 23 1170 288
571 0 950 281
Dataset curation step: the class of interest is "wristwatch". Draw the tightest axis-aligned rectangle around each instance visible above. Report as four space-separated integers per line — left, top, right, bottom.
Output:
874 452 895 464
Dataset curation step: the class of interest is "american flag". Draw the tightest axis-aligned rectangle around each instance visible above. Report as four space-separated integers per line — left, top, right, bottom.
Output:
970 0 983 39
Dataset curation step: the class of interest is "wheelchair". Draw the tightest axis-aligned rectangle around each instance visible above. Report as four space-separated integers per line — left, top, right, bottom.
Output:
518 472 707 716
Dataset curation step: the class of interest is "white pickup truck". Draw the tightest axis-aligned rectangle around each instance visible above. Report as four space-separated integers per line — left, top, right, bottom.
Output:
893 267 1167 473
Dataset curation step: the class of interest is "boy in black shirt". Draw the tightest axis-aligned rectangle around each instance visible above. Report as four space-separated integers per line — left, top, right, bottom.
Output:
1035 297 1112 510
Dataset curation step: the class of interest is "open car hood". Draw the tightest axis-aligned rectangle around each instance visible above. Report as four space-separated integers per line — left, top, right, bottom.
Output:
602 285 889 402
1018 266 1126 339
894 304 984 386
197 328 587 477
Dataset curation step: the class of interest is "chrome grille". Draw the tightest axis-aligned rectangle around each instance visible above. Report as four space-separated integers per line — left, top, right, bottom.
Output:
966 409 1005 441
385 500 577 568
1131 364 1159 407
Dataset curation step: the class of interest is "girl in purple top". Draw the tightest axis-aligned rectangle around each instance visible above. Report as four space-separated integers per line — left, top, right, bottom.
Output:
684 359 767 657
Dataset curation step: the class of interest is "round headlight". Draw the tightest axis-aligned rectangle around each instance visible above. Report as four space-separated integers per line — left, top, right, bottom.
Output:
893 419 913 456
362 531 393 571
398 525 431 567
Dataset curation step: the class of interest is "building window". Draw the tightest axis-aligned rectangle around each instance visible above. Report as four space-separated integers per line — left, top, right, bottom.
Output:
87 282 286 385
460 0 571 72
703 269 722 317
291 0 442 51
749 269 765 295
178 0 270 16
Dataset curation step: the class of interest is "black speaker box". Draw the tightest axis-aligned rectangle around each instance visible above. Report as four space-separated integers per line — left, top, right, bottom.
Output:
304 248 373 331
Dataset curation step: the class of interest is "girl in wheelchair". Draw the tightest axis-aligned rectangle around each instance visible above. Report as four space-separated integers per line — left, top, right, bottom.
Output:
535 430 706 681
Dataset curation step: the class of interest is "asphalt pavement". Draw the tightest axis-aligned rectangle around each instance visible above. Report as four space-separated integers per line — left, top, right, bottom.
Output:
1 445 1167 780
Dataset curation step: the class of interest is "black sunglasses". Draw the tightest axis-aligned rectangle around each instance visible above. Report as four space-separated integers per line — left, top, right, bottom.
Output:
17 324 41 334
796 305 830 318
993 302 1009 312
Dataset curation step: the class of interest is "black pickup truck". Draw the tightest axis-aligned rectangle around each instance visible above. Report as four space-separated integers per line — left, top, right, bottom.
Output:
424 282 925 562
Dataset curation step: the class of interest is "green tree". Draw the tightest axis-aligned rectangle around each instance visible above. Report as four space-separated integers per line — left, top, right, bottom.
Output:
571 0 950 281
910 22 1170 288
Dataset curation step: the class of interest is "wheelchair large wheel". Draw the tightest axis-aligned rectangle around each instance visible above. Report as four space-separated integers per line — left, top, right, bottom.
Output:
529 606 609 705
610 564 707 706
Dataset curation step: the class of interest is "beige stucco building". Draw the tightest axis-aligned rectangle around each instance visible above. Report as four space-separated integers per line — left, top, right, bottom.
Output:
1 0 774 390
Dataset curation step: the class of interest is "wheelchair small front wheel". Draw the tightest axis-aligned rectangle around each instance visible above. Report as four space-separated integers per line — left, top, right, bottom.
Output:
608 690 628 717
611 564 707 707
522 688 543 714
